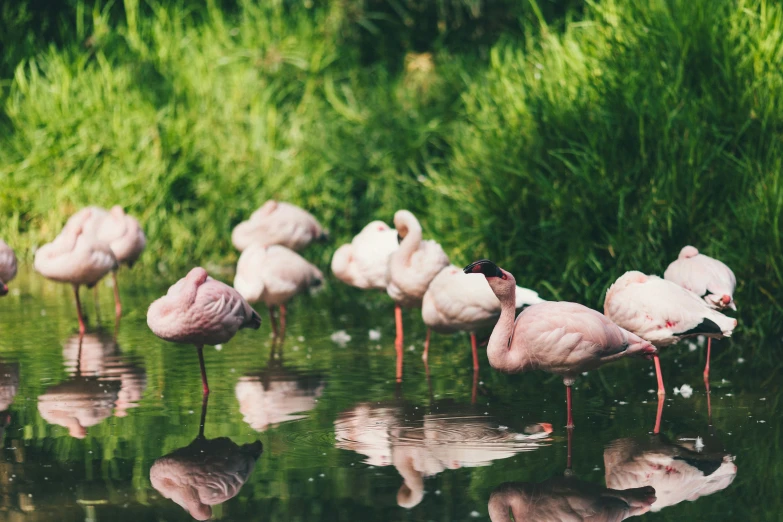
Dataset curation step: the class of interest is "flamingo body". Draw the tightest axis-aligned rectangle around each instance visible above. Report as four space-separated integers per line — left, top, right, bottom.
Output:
604 271 737 347
233 244 323 307
95 205 146 267
604 436 737 512
331 220 398 290
150 438 263 521
232 200 326 252
148 267 261 346
0 240 17 295
422 266 543 334
488 478 656 522
664 246 736 311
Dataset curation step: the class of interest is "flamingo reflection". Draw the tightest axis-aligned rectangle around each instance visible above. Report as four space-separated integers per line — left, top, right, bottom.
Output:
150 397 263 521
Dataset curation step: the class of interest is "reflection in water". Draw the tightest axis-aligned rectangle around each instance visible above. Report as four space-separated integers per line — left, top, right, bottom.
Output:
604 433 737 512
0 361 19 414
38 331 147 438
235 350 325 432
488 477 657 521
150 398 263 521
335 400 553 508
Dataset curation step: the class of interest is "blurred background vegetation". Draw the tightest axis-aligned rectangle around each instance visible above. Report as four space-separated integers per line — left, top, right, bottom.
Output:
1 0 781 338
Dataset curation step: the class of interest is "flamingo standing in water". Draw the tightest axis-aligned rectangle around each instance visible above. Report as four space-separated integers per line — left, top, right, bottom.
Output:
464 260 657 428
387 210 450 379
663 246 736 382
0 240 17 296
233 244 323 339
604 271 737 397
147 267 262 395
34 209 118 335
421 265 544 370
232 200 327 252
331 220 398 290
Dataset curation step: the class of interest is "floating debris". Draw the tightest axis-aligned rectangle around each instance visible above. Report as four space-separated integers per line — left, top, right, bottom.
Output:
673 384 693 398
215 344 223 351
368 329 381 340
330 330 351 346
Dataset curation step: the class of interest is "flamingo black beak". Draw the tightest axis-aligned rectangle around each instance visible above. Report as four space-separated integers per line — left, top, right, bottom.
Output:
0 284 7 296
463 259 504 278
397 233 403 244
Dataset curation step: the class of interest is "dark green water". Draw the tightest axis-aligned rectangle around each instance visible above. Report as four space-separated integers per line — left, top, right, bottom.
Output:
0 268 777 521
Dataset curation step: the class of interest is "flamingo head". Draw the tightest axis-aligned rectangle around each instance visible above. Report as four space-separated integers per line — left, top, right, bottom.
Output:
110 205 125 218
185 267 209 287
678 245 699 259
0 283 7 296
393 210 421 241
464 259 516 300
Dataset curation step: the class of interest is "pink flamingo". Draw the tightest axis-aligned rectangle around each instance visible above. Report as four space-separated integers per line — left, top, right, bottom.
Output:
387 210 450 379
605 434 737 513
464 259 657 428
232 200 327 252
422 265 543 371
664 246 736 381
94 206 146 318
150 398 263 521
233 244 323 339
147 267 262 395
331 220 398 290
488 478 656 521
0 239 17 296
37 374 120 439
604 271 737 397
34 209 118 335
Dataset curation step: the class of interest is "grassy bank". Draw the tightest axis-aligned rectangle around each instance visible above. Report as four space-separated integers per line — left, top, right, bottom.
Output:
1 0 781 339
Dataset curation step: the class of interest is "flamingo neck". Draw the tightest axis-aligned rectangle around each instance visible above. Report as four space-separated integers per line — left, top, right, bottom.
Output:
487 286 517 370
396 218 422 264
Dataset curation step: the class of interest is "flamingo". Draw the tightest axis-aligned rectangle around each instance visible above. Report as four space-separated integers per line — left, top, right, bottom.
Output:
387 210 449 379
34 209 118 335
488 478 656 521
0 361 19 413
331 220 398 290
464 259 657 428
664 246 737 382
233 244 323 339
604 434 737 512
421 265 544 371
335 400 552 509
235 359 325 432
150 398 263 521
93 206 146 318
0 239 17 296
37 374 120 439
147 267 262 395
232 200 327 252
604 271 737 397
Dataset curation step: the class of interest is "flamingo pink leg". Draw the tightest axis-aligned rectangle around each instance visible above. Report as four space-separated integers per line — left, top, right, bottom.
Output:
279 304 287 341
422 328 431 363
471 368 478 404
112 270 122 319
268 307 278 338
566 426 573 471
73 285 86 337
197 344 209 396
395 305 403 382
653 395 664 434
654 354 666 396
566 384 574 429
703 338 712 382
470 332 480 371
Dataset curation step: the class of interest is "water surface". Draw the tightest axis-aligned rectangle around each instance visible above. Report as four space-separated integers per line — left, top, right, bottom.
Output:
0 268 777 520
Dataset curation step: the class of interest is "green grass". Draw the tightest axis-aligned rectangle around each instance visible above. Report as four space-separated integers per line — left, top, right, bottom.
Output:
1 0 781 339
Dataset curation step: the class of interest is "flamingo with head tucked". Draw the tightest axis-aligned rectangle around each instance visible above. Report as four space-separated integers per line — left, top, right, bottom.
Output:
0 240 17 296
604 271 737 397
663 246 737 382
421 265 544 370
331 220 398 290
232 200 327 252
34 209 118 335
233 244 323 339
387 210 450 379
464 259 657 428
147 267 262 395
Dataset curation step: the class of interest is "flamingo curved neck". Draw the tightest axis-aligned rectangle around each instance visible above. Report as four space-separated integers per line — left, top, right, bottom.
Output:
396 218 422 264
487 287 517 370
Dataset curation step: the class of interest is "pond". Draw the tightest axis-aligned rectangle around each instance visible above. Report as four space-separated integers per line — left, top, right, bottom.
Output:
0 267 777 521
